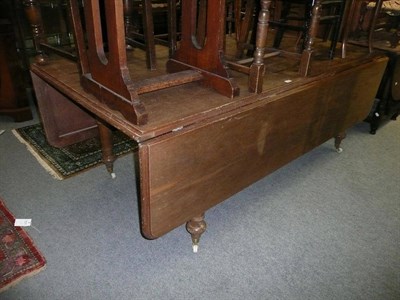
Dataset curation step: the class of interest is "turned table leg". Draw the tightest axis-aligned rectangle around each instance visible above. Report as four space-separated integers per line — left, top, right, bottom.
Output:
334 132 347 153
186 214 207 253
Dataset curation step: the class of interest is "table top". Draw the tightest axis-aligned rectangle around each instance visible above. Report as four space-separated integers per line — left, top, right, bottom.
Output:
30 41 384 143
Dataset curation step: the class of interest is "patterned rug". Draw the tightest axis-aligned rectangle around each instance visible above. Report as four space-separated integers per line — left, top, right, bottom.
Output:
12 124 137 180
0 198 46 292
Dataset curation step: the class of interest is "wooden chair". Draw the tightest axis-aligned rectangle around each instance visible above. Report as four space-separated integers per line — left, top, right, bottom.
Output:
270 0 346 59
344 0 400 52
227 0 342 94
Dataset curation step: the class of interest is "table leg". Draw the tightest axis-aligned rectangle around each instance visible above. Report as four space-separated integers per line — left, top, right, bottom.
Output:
334 131 347 153
97 121 116 178
186 214 207 253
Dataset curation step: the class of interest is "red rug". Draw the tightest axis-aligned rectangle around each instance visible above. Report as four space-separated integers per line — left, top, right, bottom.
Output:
0 199 46 292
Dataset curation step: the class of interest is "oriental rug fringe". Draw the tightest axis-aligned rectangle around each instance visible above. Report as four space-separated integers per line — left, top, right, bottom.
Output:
0 198 46 292
12 124 136 180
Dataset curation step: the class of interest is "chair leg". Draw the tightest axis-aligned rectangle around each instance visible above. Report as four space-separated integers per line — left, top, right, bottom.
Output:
272 0 292 49
300 1 313 51
341 0 357 58
299 0 321 76
368 0 385 53
141 0 156 70
272 1 312 52
167 0 177 57
249 0 272 93
235 0 256 58
123 0 135 50
328 2 346 59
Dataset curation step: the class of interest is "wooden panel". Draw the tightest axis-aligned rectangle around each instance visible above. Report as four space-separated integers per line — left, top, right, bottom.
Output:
139 57 388 239
31 72 98 148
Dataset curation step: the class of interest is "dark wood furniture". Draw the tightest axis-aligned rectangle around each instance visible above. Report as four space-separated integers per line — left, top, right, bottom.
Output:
0 1 33 122
28 0 388 251
345 0 400 132
229 0 349 86
123 0 179 70
21 0 77 63
271 0 346 59
366 50 400 134
346 0 398 52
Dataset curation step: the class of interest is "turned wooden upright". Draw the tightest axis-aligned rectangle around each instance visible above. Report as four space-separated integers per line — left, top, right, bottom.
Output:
228 0 338 93
22 0 46 64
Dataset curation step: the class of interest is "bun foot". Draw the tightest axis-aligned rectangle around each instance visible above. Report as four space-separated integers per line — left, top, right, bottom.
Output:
334 132 346 153
186 214 206 253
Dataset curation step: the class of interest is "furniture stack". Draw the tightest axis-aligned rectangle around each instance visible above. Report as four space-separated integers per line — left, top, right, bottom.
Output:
21 0 390 251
